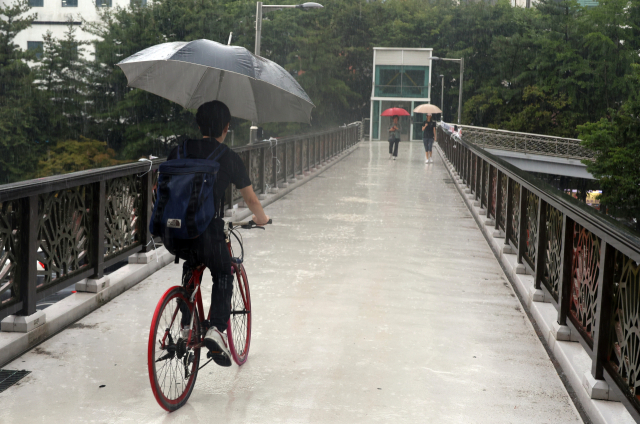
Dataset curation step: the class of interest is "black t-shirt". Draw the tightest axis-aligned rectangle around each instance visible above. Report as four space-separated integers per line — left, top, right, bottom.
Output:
423 121 436 139
167 138 251 239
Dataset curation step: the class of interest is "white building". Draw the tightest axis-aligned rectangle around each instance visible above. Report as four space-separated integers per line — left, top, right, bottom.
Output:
5 0 140 57
369 47 433 142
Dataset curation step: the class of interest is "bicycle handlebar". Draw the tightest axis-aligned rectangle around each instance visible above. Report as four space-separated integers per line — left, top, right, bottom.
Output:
230 219 272 230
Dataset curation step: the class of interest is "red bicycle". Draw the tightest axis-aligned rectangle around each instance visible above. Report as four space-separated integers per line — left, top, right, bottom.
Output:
147 219 270 411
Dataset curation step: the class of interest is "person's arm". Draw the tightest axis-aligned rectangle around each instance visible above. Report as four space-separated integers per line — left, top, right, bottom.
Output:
239 185 269 225
433 125 436 141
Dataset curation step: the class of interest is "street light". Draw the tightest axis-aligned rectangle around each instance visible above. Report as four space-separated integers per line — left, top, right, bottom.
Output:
251 1 324 143
431 56 464 125
439 74 444 122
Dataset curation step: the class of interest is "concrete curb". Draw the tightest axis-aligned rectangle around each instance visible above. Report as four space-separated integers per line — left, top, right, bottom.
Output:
0 247 174 368
435 144 635 424
0 142 361 368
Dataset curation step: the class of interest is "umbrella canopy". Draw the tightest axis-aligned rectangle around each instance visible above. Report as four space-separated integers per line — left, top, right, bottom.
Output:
413 104 442 114
117 39 314 124
380 107 410 117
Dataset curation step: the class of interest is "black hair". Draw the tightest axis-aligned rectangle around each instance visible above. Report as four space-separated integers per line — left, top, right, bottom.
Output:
392 115 399 120
196 100 231 138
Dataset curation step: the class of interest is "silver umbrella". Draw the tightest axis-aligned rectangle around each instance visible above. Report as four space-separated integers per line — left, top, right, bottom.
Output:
117 39 314 124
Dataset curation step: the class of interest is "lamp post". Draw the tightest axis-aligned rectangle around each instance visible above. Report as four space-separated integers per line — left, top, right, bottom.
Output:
439 74 444 121
251 1 324 143
431 57 464 125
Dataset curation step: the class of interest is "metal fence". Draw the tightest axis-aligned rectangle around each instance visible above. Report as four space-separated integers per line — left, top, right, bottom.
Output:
458 124 596 161
437 126 640 421
0 123 361 321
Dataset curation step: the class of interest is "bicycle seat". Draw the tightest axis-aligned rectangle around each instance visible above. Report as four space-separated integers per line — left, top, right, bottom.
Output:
231 257 243 264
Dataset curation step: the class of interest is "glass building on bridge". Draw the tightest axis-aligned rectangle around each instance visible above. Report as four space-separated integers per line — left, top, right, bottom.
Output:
369 47 434 142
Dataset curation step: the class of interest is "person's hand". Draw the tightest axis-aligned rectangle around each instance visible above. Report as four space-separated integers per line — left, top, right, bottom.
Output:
252 214 270 226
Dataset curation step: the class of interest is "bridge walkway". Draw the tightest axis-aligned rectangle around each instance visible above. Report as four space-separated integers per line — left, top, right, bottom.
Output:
0 141 582 423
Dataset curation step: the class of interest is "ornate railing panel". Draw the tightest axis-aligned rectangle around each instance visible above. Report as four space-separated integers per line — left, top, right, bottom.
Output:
458 124 595 160
437 123 640 418
490 167 497 219
524 190 539 270
482 161 489 210
499 173 508 231
510 180 521 248
37 187 90 291
609 251 640 406
569 223 601 344
0 201 21 308
105 175 141 259
543 204 563 301
0 123 361 321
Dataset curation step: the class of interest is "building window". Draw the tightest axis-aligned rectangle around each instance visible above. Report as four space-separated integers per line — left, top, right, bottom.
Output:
62 0 78 6
374 65 429 98
96 0 111 6
27 41 44 60
29 0 44 7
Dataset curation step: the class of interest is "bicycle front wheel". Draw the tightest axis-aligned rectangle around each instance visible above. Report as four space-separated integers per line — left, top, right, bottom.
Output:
227 264 252 365
148 286 201 412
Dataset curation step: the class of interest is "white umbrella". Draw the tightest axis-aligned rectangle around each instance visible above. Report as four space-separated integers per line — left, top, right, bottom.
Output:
413 104 442 114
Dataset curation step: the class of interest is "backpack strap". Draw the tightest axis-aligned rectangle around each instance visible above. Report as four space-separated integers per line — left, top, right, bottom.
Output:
206 143 228 161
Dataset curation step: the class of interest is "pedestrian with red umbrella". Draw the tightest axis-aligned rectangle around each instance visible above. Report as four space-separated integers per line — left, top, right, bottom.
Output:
381 108 409 160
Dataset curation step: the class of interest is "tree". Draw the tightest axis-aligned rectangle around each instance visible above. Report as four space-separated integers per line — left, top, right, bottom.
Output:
579 65 640 231
36 137 123 177
0 0 49 183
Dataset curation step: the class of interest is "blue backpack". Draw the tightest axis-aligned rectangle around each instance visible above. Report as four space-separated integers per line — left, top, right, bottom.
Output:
150 141 228 240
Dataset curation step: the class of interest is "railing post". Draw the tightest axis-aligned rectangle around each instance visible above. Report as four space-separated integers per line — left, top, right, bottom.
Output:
283 140 289 181
140 171 153 252
475 156 481 199
260 146 266 195
292 138 297 177
300 136 304 171
307 138 311 172
272 142 278 189
504 178 514 245
557 214 574 326
17 195 38 316
517 185 528 265
495 170 503 230
534 198 547 290
591 242 615 380
479 160 485 206
90 181 106 279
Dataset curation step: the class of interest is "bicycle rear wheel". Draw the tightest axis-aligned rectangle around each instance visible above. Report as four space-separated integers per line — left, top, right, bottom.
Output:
148 286 201 412
227 264 251 365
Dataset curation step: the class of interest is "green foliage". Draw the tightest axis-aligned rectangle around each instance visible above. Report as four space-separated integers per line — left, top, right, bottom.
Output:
0 0 47 184
0 0 638 207
36 137 123 177
578 65 640 230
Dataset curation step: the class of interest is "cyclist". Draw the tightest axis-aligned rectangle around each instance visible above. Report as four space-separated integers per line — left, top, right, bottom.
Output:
167 100 270 367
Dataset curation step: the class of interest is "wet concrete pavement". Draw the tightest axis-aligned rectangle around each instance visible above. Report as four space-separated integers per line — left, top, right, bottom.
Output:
0 142 582 423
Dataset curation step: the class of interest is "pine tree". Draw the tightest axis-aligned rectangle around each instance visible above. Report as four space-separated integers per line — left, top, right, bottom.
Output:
0 0 48 183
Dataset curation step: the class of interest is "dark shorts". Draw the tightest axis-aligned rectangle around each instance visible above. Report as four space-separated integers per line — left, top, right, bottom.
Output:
423 138 434 152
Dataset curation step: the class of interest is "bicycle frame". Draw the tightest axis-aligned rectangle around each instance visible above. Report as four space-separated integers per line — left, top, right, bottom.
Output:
180 239 239 350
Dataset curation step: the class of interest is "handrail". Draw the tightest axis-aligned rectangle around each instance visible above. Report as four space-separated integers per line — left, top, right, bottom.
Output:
456 123 595 161
437 124 640 421
0 123 362 322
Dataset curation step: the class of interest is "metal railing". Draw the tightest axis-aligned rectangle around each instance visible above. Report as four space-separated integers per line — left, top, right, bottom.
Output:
437 125 640 421
457 124 596 161
0 123 362 321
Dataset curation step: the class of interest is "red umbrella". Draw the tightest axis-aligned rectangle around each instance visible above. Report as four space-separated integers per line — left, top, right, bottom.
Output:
380 107 410 116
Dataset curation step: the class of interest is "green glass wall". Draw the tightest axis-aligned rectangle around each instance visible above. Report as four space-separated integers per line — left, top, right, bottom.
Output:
374 65 429 98
372 101 380 140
